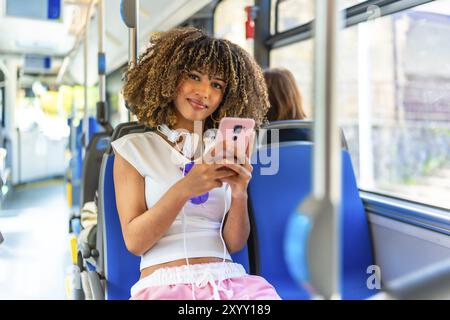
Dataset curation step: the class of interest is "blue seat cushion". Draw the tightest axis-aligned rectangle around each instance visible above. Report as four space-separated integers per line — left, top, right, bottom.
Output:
249 143 376 299
103 154 140 299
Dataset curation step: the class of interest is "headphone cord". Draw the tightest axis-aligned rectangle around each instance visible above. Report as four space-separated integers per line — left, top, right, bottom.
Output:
180 163 197 300
182 164 230 300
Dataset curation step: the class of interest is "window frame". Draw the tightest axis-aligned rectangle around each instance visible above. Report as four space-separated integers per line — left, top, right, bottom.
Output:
361 191 450 235
268 0 434 49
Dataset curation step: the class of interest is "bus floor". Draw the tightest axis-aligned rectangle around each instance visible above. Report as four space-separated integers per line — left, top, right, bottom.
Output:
0 179 71 299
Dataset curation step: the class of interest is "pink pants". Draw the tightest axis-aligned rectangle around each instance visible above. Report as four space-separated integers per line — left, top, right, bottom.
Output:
130 262 281 300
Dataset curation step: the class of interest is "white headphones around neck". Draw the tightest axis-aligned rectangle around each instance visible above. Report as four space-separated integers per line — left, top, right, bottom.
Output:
157 124 198 159
157 124 182 144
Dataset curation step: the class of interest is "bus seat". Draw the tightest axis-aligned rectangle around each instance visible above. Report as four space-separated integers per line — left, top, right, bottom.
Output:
97 152 140 299
248 141 376 300
71 117 104 208
96 122 146 299
260 120 348 150
229 199 260 275
80 132 111 206
69 122 110 234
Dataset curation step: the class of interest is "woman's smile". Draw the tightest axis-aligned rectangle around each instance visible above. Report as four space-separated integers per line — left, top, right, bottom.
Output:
187 98 208 111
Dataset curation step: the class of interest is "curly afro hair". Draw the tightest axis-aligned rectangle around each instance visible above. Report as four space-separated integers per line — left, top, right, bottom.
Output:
122 27 269 130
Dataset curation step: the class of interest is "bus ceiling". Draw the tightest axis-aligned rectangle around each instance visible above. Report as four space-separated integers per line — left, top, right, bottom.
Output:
0 0 212 86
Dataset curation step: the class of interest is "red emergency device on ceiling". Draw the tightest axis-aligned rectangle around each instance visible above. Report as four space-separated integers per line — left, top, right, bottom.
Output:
245 6 255 39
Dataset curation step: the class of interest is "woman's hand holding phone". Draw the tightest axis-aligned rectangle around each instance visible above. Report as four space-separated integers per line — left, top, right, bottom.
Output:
202 117 256 199
177 162 237 199
218 156 253 199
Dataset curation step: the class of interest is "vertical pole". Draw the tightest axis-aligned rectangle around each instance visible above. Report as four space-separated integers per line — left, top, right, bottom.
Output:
358 23 374 188
121 0 139 122
98 0 106 105
310 0 342 299
129 27 138 69
82 0 96 156
96 0 112 132
128 25 137 124
254 0 270 69
5 60 18 185
82 22 89 158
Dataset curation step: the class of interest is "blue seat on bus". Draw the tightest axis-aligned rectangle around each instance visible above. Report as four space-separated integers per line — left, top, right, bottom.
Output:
98 151 140 299
95 123 255 299
260 120 348 150
70 116 104 208
96 122 145 299
80 132 111 206
249 141 376 300
229 216 259 274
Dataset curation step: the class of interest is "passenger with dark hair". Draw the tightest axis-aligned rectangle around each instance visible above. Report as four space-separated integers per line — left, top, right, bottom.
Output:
263 67 307 121
113 27 280 300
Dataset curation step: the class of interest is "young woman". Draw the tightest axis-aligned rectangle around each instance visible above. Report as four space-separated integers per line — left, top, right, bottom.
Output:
112 27 280 300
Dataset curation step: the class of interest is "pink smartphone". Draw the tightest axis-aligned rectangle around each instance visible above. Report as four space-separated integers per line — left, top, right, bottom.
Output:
215 117 255 161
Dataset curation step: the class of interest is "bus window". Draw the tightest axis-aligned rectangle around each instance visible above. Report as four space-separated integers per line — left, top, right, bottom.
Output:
214 0 254 56
270 39 313 118
339 1 450 210
274 0 364 34
271 0 450 209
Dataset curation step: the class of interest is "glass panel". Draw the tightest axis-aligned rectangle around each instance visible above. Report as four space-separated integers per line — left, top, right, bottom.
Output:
339 0 450 209
270 0 450 209
271 0 277 35
276 0 364 33
270 40 314 118
214 0 255 56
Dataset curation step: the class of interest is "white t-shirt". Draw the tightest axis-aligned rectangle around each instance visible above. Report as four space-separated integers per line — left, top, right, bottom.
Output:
111 131 232 270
